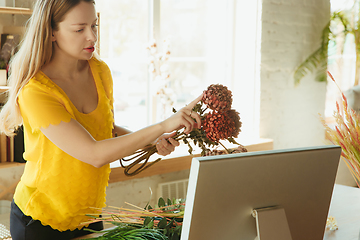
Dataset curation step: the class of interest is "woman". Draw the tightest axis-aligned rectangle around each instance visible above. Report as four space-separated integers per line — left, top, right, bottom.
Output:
0 0 202 239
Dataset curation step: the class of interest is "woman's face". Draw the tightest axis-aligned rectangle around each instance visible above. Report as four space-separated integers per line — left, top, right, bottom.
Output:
52 1 97 61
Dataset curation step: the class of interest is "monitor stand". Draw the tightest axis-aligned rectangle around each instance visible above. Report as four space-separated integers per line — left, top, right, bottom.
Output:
252 206 293 240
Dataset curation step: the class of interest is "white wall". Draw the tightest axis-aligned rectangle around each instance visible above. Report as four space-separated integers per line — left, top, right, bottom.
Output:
259 0 330 150
258 0 355 186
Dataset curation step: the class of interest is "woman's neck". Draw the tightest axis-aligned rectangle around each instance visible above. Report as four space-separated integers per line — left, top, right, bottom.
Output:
42 54 90 81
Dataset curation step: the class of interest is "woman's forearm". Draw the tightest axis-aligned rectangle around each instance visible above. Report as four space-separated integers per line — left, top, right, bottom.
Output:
41 119 165 168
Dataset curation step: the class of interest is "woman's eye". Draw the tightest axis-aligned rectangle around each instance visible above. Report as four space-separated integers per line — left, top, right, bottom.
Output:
76 29 84 32
92 24 98 28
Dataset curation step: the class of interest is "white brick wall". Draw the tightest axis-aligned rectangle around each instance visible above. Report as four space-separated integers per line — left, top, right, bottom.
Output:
259 0 330 149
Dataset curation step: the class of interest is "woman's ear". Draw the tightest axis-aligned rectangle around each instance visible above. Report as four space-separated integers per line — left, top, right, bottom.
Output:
51 32 56 42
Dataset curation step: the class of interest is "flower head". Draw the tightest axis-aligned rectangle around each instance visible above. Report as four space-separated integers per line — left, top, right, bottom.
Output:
202 84 232 112
202 110 239 142
226 109 241 138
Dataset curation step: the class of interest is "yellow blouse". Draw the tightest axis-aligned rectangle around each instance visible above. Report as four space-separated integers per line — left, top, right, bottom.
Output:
14 57 114 231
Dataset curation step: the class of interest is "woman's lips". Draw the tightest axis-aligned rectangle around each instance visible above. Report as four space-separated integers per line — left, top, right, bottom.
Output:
84 47 95 53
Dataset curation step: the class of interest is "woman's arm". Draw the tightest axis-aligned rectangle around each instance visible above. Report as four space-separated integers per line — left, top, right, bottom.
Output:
112 124 132 137
112 116 179 156
40 94 202 168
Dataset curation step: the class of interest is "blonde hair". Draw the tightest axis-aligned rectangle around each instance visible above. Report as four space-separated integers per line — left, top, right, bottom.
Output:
0 0 95 136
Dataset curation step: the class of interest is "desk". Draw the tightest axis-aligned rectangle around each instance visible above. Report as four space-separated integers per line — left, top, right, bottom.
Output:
324 184 360 240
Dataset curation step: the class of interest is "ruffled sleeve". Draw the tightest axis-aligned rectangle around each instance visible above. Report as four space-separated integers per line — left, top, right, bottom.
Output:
18 77 74 132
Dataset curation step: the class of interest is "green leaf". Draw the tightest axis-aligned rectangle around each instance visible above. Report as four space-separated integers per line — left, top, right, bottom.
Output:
227 137 240 145
143 217 152 227
171 232 180 240
174 225 182 232
158 197 166 207
147 220 154 229
158 217 168 229
167 198 172 206
294 21 330 85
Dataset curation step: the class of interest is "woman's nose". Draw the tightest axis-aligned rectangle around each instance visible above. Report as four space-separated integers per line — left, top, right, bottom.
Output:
87 27 97 42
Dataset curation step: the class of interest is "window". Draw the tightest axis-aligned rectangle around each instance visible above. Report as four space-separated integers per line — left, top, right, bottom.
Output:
96 0 260 139
326 0 358 121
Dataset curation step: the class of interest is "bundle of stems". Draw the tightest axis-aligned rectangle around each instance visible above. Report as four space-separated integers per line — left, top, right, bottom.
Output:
120 84 243 176
320 71 360 187
84 198 185 240
120 103 239 176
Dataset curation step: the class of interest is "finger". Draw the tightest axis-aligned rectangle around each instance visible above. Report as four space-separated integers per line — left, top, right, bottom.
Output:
182 114 194 134
165 131 177 139
167 137 180 147
156 140 167 155
185 93 204 111
189 111 202 128
158 139 175 155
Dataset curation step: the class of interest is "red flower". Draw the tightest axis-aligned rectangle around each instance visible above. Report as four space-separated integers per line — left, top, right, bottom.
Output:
202 110 240 142
202 84 232 112
226 109 241 138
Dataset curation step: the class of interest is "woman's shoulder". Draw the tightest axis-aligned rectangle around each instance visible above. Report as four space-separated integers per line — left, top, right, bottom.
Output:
23 72 55 91
20 71 62 101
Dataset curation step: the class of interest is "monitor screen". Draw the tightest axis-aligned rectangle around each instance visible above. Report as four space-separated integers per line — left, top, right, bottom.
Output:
181 145 341 240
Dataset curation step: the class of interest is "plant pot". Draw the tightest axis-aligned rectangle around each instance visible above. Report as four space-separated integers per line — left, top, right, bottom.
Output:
0 69 7 86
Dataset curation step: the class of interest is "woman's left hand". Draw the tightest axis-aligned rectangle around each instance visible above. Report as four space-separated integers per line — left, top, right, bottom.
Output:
155 132 180 156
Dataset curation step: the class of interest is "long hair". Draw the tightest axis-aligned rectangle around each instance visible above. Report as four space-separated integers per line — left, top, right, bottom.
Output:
0 0 95 136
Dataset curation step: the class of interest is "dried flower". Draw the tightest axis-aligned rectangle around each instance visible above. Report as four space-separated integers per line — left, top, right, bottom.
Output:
202 84 232 112
121 84 245 176
203 111 236 142
204 145 248 156
320 71 360 187
227 109 241 138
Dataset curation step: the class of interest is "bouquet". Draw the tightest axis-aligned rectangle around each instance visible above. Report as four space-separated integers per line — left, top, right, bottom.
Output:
84 197 185 240
120 84 246 176
320 71 360 187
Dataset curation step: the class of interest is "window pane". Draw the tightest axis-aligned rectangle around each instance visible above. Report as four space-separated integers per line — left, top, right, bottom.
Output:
160 0 209 57
325 0 357 121
96 0 149 130
156 0 232 121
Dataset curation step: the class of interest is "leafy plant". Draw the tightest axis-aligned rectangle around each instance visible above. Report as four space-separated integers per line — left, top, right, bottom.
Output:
293 22 330 85
85 223 167 240
294 1 360 85
84 197 185 240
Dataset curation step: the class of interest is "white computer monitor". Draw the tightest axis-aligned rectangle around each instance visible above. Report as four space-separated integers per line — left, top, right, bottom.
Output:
181 145 341 240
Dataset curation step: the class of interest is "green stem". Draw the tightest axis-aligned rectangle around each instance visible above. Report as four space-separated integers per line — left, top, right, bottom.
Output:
219 141 230 154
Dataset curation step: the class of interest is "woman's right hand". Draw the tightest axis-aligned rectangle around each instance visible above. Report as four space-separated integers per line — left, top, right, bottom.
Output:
160 93 203 134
